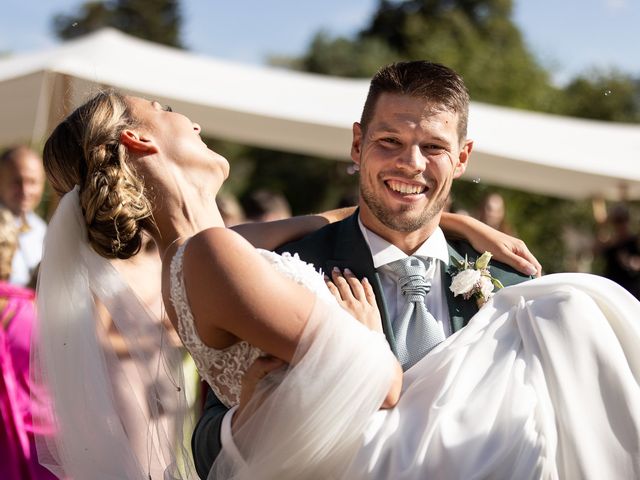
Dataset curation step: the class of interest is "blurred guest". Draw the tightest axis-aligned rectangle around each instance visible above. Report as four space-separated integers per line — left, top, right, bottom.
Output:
242 188 291 222
595 203 640 299
97 234 190 474
0 147 46 286
0 206 56 479
476 192 514 235
216 192 245 227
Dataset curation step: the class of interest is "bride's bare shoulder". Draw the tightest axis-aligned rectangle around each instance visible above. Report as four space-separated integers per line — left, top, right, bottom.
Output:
190 226 248 252
183 227 268 280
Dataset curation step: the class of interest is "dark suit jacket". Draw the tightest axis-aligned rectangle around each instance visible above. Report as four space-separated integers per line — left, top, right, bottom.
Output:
191 212 531 478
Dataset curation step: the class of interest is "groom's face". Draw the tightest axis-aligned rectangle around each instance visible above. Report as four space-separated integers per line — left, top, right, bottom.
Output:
351 93 472 240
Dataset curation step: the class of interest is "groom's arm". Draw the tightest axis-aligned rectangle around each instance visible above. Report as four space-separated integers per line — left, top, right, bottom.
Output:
192 387 227 478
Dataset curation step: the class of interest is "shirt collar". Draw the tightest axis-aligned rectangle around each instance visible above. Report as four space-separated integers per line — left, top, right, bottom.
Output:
357 214 450 268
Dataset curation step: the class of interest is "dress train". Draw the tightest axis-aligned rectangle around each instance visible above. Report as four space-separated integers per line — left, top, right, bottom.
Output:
212 273 640 479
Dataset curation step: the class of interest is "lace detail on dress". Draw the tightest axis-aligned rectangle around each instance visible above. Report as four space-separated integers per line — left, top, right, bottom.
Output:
169 243 332 408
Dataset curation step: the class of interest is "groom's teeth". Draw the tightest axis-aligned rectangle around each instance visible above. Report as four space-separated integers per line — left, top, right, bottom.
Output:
387 180 426 194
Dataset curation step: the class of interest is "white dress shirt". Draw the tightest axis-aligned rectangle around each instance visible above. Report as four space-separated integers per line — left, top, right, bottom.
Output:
358 217 452 337
10 211 46 286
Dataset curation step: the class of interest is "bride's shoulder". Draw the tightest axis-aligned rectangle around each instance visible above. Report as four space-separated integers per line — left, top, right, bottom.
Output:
256 249 333 300
187 227 251 259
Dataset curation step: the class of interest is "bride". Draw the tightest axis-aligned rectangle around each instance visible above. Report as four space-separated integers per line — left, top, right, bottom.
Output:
34 90 640 479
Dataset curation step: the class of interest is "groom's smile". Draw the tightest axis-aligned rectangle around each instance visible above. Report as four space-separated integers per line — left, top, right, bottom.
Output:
385 179 428 196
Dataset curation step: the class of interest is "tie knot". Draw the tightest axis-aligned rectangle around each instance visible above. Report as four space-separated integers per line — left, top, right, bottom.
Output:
389 256 432 302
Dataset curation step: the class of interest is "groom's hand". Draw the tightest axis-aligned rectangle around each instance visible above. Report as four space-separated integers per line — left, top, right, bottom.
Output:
233 355 285 432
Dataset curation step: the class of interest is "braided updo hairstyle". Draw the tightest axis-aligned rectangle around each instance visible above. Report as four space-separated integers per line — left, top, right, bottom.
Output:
43 91 152 259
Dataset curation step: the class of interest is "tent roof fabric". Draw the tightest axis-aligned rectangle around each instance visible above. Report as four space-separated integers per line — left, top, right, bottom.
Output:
1 28 638 200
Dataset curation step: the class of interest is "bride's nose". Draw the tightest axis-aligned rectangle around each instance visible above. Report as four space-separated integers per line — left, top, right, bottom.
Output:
193 123 202 133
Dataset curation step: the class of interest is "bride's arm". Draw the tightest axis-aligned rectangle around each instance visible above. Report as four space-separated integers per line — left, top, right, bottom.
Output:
234 207 541 276
440 212 542 277
182 227 402 406
231 207 355 251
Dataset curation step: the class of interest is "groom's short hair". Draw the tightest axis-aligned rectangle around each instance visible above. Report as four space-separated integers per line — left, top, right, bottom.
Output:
360 61 470 141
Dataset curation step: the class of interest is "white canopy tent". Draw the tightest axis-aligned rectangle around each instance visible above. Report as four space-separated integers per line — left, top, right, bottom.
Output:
1 28 638 200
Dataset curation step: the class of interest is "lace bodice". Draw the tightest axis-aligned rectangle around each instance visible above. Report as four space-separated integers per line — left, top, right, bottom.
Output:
169 243 333 408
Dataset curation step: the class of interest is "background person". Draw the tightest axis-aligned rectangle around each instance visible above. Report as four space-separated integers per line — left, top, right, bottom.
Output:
476 191 514 235
216 192 246 227
241 188 291 222
0 146 47 286
595 203 640 299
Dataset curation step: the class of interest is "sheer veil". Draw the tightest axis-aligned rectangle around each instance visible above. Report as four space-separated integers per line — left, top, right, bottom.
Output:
31 186 195 479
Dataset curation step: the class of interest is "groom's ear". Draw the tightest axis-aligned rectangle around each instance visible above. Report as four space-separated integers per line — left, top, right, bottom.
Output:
120 129 159 154
453 139 473 178
350 122 363 166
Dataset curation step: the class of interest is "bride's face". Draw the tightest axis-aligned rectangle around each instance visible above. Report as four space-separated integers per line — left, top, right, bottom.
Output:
125 96 230 181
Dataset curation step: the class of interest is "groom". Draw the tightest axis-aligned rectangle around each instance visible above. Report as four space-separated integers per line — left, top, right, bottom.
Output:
192 61 533 477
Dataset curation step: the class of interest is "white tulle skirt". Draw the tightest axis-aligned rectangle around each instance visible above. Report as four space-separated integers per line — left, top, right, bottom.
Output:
211 273 640 480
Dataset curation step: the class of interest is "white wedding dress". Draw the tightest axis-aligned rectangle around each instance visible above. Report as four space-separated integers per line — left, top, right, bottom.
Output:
170 244 640 480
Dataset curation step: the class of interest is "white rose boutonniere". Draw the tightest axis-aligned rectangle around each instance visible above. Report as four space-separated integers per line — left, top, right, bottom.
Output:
449 252 504 307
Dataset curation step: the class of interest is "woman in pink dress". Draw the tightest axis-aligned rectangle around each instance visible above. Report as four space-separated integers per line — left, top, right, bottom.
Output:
0 207 56 480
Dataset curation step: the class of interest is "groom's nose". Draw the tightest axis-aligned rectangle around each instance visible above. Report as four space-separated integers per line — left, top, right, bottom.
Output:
396 145 426 173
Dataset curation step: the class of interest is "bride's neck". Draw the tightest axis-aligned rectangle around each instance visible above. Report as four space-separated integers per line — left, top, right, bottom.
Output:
150 171 225 253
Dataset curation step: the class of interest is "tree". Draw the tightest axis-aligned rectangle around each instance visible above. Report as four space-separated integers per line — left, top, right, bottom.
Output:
292 0 559 112
560 70 640 123
52 0 183 48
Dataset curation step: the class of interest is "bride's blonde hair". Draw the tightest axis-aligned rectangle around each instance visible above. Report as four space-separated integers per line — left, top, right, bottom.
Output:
43 91 152 259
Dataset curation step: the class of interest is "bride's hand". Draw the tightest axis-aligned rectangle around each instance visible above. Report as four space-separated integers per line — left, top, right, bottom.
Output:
440 212 542 277
470 226 542 277
325 267 383 333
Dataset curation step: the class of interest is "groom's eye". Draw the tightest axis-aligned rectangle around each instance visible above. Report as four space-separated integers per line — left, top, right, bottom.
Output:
423 144 445 152
162 105 173 112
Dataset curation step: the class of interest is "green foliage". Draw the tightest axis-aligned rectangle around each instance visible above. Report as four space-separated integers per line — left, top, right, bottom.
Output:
560 70 640 123
306 0 557 111
296 32 400 78
52 0 183 47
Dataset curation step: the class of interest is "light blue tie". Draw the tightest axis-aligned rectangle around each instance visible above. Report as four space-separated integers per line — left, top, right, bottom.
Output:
389 256 444 370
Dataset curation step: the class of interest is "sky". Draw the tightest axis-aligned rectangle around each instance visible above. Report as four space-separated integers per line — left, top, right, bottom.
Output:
1 0 639 85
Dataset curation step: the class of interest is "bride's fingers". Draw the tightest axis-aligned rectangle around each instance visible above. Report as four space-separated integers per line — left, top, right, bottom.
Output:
324 276 344 302
343 268 365 301
501 240 542 277
362 277 377 307
330 267 353 301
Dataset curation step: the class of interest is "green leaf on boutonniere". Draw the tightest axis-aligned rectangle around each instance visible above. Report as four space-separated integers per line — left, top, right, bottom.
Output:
491 277 504 290
450 256 465 270
475 251 493 270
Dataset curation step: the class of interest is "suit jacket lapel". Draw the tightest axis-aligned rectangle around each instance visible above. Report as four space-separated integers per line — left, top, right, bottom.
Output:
444 243 479 333
323 213 397 356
